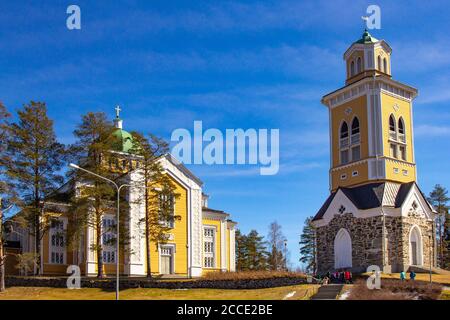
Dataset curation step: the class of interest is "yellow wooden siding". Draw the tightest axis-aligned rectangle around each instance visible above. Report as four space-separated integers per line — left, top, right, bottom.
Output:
202 218 222 270
147 175 188 276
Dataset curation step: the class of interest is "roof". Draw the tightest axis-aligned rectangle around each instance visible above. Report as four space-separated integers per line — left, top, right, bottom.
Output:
353 29 378 44
202 207 228 215
312 182 431 221
111 128 134 153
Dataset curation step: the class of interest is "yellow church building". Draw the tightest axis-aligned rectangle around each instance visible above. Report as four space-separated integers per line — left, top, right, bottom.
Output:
13 110 237 277
312 30 437 274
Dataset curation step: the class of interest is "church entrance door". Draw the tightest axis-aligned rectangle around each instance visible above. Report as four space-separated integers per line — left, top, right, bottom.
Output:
334 228 352 269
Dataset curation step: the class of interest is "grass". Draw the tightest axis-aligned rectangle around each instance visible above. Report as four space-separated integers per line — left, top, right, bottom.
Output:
380 273 450 285
200 270 306 281
347 278 443 300
0 284 319 300
440 290 450 300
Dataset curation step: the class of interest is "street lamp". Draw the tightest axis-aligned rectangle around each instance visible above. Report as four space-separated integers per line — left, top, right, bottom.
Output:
69 163 130 301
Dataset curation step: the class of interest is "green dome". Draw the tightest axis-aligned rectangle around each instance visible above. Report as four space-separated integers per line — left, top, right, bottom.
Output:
354 29 378 44
111 128 134 153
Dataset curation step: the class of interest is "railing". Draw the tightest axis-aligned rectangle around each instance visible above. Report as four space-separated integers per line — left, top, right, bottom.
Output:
389 131 397 141
340 138 349 148
350 133 360 145
398 133 406 143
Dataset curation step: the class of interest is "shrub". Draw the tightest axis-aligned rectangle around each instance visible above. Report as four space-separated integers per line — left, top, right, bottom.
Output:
348 278 443 300
200 270 306 281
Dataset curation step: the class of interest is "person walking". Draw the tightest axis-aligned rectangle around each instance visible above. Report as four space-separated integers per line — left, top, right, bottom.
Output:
400 271 406 281
409 270 416 281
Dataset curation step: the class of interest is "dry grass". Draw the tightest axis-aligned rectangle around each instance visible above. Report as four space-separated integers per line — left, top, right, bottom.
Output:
380 273 450 285
440 290 450 300
0 284 319 300
200 270 306 281
348 278 443 300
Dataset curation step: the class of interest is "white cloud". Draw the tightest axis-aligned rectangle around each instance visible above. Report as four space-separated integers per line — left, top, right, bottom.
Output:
415 124 450 137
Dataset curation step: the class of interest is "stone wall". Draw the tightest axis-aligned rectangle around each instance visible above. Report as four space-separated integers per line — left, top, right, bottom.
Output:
316 213 436 274
316 213 384 273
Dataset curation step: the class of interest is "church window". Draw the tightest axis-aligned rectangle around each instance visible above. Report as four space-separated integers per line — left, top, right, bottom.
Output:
350 61 355 77
102 217 116 263
390 143 398 158
340 150 349 165
383 58 388 73
340 173 347 180
352 170 359 177
389 115 396 132
50 219 65 264
378 55 382 70
158 193 175 228
357 57 362 73
399 145 406 161
351 117 360 145
393 168 399 174
203 227 215 268
402 169 408 176
351 145 361 161
398 117 406 143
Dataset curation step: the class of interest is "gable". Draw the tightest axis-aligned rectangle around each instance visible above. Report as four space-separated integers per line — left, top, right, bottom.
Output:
313 189 359 227
400 184 435 220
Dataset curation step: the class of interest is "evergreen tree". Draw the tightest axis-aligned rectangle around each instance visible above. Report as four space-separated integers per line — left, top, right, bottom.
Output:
267 221 287 271
2 101 65 275
235 229 248 271
129 132 180 278
246 230 268 270
0 102 11 291
428 184 450 269
67 112 118 278
299 216 316 273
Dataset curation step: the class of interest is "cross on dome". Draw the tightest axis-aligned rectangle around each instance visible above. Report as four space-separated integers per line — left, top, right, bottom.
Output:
115 105 121 119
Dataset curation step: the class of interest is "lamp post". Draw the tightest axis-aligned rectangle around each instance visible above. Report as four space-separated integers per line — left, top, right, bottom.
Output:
69 163 130 301
284 239 287 271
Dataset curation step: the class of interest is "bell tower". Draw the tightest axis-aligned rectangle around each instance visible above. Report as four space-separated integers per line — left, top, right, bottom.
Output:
322 29 418 191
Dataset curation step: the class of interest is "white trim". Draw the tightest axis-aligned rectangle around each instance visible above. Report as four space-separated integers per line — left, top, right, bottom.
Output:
158 243 176 275
220 220 226 271
48 217 68 265
409 225 423 266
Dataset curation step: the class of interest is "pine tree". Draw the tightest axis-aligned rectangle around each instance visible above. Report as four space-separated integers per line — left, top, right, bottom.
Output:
2 101 65 275
235 229 248 271
129 132 180 278
267 221 287 271
428 184 450 269
0 102 11 291
246 230 268 270
67 112 118 278
299 216 316 274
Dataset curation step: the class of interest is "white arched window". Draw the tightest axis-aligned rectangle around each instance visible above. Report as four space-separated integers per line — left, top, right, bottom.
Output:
350 61 355 77
389 114 396 132
409 226 423 266
377 55 382 71
334 228 352 269
383 58 388 73
351 117 361 161
357 57 362 73
340 122 349 164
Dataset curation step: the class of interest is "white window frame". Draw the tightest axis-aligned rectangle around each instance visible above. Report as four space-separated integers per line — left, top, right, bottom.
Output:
102 215 117 264
49 217 67 265
203 226 216 269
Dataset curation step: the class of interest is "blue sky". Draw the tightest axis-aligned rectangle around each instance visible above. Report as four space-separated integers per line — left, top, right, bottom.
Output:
1 1 450 268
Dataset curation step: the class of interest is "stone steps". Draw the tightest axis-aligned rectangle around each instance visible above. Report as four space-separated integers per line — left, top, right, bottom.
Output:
310 284 344 300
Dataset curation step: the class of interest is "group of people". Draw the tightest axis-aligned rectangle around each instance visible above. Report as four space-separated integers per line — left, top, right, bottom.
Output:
320 270 353 285
400 270 416 281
